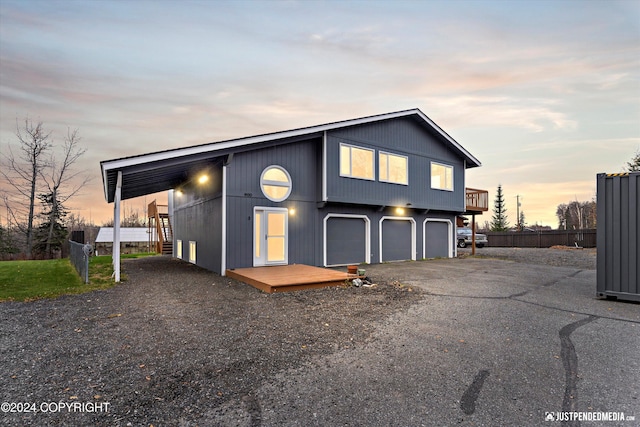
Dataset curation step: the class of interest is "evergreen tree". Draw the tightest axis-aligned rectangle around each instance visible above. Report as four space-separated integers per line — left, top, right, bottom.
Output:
625 150 640 172
490 184 510 231
32 192 68 258
0 224 19 257
518 210 526 230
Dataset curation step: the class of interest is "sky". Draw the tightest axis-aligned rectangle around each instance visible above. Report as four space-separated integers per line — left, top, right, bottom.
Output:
1 0 638 228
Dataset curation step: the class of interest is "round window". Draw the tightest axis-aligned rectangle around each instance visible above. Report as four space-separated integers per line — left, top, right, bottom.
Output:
260 165 292 202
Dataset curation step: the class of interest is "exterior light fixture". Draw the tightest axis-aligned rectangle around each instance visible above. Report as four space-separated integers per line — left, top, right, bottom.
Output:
289 208 296 216
395 207 405 215
198 174 209 184
175 189 183 196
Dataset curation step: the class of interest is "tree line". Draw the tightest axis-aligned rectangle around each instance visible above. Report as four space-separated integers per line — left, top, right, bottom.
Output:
484 151 639 232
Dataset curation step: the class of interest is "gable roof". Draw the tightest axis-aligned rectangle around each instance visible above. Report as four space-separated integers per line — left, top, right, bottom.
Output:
100 108 481 203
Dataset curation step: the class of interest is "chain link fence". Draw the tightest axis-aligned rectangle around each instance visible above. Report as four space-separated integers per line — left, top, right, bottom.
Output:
69 240 92 283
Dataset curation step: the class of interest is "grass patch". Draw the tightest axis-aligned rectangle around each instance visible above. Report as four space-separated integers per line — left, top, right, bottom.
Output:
0 253 157 302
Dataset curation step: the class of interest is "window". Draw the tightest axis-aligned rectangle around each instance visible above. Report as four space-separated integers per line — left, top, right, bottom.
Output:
260 165 292 202
340 143 375 180
379 151 408 185
189 241 196 263
431 162 453 191
176 240 182 259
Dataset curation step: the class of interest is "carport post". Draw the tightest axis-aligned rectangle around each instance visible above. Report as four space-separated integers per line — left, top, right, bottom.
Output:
471 213 477 256
113 171 122 282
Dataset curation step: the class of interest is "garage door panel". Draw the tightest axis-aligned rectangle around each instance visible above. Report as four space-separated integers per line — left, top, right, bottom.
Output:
425 221 449 258
326 217 366 265
382 220 412 262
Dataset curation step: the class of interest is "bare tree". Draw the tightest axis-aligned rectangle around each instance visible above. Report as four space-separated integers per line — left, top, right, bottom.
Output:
0 119 52 258
37 128 90 256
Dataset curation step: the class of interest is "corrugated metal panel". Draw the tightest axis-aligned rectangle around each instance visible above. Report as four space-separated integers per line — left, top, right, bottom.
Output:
596 172 640 301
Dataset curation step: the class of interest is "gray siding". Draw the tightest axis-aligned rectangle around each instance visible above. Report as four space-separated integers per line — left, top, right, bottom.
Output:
597 172 640 301
170 118 466 274
325 117 465 212
317 205 455 266
172 163 223 273
225 139 321 270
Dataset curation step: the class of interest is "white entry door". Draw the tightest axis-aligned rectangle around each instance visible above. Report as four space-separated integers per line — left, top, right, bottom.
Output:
253 207 288 266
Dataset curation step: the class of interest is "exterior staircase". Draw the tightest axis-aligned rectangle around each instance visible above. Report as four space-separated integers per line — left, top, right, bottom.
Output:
148 200 173 255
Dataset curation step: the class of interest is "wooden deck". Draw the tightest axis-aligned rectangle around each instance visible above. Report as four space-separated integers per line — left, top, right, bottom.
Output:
225 264 359 293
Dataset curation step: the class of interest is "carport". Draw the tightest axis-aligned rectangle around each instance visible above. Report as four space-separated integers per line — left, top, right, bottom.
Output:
101 134 274 281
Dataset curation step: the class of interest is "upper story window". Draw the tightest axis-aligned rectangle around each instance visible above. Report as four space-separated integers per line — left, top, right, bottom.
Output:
379 151 408 185
340 143 375 180
261 165 292 202
431 162 453 191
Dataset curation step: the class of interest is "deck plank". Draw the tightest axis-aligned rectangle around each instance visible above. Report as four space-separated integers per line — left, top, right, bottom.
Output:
226 264 358 293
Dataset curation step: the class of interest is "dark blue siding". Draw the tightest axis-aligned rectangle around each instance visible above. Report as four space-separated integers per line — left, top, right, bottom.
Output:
325 117 465 212
172 178 223 273
171 117 467 274
224 139 321 270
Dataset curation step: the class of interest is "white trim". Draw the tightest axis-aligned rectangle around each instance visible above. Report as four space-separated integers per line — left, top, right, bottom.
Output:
422 218 454 259
322 131 327 202
253 206 289 267
101 108 481 201
189 240 197 264
260 165 292 202
339 143 376 181
379 216 416 263
430 161 454 192
101 109 480 175
323 214 371 267
113 171 122 282
221 165 227 275
378 150 409 185
176 239 182 260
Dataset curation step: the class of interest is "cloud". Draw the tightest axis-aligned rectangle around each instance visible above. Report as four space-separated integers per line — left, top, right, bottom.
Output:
418 95 578 133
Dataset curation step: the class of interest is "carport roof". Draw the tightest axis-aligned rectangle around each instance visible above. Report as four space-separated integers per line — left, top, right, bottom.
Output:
100 108 481 203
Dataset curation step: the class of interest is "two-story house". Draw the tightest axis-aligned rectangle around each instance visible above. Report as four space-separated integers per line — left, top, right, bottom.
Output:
101 108 482 278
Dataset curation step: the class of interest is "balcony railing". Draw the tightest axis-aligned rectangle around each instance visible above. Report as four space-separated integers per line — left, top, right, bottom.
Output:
466 188 489 212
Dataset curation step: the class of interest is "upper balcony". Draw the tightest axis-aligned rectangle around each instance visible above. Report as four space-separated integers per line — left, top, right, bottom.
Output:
465 188 489 213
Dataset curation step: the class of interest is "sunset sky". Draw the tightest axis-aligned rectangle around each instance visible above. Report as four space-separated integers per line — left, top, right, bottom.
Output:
1 0 638 228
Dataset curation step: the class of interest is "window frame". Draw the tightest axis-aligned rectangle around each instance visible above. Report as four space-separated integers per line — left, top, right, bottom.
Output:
379 151 408 185
176 239 182 259
260 165 292 202
189 240 196 264
430 161 454 192
339 143 375 181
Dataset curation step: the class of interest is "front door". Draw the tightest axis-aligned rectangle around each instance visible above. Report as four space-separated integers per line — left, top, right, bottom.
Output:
253 207 288 266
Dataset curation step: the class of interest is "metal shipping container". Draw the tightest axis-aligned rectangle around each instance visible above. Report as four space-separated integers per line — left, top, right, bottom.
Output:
596 172 640 301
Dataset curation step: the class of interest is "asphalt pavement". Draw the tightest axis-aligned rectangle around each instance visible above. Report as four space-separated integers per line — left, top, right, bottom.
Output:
211 257 640 426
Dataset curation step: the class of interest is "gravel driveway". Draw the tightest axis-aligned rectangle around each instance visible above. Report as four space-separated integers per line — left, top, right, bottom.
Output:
0 257 418 426
2 248 638 426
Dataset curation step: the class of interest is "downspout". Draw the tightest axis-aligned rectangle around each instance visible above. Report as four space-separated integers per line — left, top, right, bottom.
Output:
113 171 122 282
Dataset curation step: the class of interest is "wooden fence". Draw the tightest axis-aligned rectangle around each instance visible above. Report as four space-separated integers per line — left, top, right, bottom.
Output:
486 229 596 248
